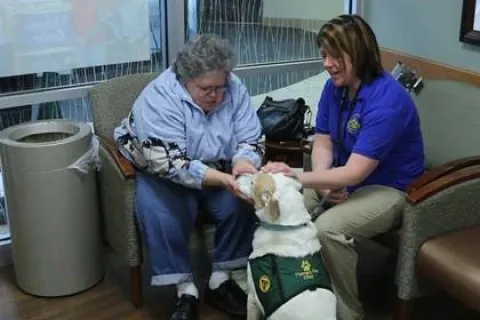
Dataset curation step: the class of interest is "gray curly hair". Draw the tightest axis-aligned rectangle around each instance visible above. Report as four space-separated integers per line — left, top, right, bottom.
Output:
173 34 236 80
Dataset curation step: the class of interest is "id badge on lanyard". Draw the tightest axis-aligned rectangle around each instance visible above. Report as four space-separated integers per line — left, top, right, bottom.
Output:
334 85 361 168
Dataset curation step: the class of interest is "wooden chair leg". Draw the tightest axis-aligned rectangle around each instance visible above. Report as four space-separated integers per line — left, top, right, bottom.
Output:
130 266 144 308
394 297 413 320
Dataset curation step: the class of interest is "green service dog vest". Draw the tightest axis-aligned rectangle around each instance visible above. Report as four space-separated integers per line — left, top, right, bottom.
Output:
249 252 332 318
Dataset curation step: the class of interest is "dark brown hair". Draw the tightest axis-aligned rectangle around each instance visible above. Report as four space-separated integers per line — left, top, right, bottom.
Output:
316 14 383 83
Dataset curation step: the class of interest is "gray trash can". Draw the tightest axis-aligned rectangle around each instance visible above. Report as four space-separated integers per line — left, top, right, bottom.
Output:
0 120 104 297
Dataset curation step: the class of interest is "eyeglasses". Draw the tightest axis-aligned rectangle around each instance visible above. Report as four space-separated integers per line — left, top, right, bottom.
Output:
192 80 227 96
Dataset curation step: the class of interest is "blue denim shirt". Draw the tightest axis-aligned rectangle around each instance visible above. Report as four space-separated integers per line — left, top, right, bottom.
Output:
114 67 263 189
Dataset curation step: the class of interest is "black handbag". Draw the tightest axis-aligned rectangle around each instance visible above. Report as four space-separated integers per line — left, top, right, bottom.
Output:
256 96 312 141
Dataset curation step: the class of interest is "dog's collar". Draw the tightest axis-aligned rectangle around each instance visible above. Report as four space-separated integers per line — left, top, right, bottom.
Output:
258 221 309 231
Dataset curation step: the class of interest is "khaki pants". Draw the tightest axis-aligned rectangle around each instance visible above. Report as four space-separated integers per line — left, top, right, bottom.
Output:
304 185 405 320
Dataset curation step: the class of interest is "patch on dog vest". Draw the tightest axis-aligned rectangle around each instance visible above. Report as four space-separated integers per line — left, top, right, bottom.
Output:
249 252 332 318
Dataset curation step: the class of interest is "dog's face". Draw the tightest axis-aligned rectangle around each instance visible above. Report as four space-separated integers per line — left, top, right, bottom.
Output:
252 173 280 222
237 173 302 223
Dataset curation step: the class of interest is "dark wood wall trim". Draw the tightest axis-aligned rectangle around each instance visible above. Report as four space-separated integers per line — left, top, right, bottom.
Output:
380 48 480 87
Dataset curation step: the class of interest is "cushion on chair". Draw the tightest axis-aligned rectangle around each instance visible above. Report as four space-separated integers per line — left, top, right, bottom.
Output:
417 224 480 312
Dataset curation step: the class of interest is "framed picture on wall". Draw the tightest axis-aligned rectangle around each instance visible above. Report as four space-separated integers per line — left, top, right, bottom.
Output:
460 0 480 45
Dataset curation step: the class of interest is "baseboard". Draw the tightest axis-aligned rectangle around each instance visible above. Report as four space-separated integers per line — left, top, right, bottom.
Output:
262 17 326 34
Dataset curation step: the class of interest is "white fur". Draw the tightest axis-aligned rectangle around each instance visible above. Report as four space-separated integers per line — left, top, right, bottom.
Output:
244 173 337 320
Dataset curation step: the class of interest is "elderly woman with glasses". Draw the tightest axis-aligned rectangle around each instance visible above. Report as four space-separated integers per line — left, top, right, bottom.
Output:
113 34 263 320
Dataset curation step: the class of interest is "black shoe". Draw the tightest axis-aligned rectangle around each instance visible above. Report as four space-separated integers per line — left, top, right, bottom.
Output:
205 279 247 317
170 294 199 320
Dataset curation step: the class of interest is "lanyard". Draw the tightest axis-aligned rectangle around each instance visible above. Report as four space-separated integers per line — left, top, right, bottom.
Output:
334 84 361 167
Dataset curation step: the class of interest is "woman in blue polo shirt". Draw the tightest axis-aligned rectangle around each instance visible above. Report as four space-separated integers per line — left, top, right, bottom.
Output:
263 14 425 320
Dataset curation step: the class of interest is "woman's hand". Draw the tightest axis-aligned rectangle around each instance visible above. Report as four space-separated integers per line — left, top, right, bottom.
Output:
232 159 258 176
317 187 348 205
262 161 296 177
221 173 253 204
327 188 349 204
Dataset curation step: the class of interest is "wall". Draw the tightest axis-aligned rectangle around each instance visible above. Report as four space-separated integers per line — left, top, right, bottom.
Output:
363 0 480 73
263 0 344 21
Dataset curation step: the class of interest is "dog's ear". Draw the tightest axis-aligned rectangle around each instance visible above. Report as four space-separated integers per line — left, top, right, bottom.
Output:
253 190 266 210
255 191 280 221
253 173 276 210
269 192 280 221
252 173 280 221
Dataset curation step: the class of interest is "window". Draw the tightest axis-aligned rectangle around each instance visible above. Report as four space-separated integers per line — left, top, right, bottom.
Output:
0 0 164 96
0 0 166 242
187 0 346 65
185 0 347 97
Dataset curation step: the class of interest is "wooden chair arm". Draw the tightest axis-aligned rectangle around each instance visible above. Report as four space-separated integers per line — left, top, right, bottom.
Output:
265 140 311 152
300 143 480 204
300 141 313 154
98 135 136 179
406 156 480 193
406 165 480 205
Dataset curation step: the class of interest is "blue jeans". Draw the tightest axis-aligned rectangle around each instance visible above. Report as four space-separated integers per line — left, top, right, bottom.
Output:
135 172 256 286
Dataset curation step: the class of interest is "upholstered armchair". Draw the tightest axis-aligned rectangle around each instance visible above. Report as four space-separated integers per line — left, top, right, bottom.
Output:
390 80 480 319
302 79 480 319
90 72 159 307
89 72 239 308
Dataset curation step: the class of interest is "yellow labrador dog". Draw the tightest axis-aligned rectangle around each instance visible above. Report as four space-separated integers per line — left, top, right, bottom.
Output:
237 173 337 320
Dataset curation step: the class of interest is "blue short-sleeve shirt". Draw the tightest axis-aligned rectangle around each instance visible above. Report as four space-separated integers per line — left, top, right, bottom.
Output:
315 71 425 192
